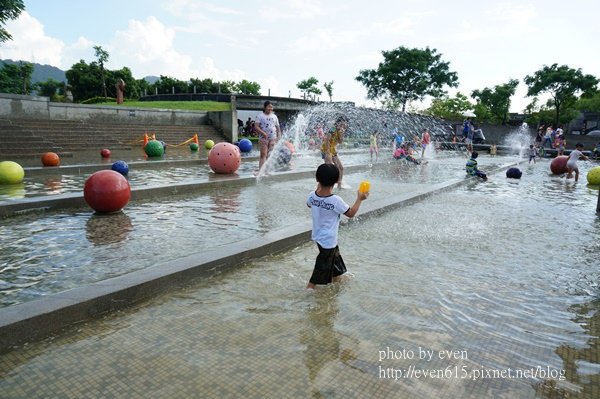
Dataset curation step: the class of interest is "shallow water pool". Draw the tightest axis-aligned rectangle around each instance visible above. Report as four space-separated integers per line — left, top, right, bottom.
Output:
0 158 598 398
0 155 514 307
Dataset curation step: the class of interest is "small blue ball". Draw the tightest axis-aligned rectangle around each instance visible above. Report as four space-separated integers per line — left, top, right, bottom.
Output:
111 160 129 176
506 167 522 179
239 138 253 153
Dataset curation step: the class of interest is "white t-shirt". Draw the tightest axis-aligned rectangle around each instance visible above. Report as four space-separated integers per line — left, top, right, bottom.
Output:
567 149 583 167
256 111 279 140
307 191 350 249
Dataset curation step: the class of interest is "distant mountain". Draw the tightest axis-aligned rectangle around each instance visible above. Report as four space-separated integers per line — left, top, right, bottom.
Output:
0 59 67 84
144 75 160 84
1 60 162 86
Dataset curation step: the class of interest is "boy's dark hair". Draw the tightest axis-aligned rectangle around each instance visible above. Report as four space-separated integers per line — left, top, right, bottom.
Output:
530 144 533 148
316 163 340 187
471 151 479 159
576 142 584 148
263 100 272 110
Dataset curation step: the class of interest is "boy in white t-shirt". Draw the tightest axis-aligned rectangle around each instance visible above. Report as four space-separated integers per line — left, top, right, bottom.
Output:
306 164 368 289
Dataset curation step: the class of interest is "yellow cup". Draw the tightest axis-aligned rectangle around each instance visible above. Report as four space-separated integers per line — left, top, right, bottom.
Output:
359 180 370 193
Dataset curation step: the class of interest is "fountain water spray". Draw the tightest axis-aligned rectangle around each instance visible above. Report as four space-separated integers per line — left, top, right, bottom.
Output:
503 122 532 165
255 103 452 179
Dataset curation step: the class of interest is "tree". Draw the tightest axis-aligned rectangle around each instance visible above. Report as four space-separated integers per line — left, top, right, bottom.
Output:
36 78 63 98
323 81 334 102
424 92 473 120
471 79 519 124
235 79 261 95
108 66 138 99
136 78 152 97
297 77 322 99
190 78 214 93
576 90 600 112
66 60 102 101
524 63 598 125
219 80 236 94
18 60 32 94
66 59 141 101
0 61 33 94
0 0 24 42
93 46 109 99
152 75 188 94
356 46 458 112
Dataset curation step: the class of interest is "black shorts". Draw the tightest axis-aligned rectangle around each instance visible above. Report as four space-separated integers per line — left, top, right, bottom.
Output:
309 244 347 285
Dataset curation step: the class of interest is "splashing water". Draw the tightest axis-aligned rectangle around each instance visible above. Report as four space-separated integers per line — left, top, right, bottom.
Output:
503 122 532 165
256 103 452 179
423 140 436 160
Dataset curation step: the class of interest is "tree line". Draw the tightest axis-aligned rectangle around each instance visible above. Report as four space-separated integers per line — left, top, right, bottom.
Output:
1 2 598 126
0 47 262 103
355 46 599 126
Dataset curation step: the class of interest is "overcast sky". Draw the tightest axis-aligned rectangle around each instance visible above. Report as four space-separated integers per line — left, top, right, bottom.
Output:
1 0 598 112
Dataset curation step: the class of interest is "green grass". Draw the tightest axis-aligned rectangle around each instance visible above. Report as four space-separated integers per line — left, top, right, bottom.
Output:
95 100 231 111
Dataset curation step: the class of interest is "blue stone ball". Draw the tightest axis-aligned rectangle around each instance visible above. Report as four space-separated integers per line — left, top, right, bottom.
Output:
506 167 522 179
111 160 129 176
239 138 253 153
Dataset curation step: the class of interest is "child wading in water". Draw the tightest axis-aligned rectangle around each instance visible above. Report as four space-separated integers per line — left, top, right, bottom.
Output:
306 164 368 289
566 143 589 182
466 151 488 181
369 131 379 163
528 144 538 164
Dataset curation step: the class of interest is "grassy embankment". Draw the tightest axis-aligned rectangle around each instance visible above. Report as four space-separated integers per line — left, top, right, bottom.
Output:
96 100 231 111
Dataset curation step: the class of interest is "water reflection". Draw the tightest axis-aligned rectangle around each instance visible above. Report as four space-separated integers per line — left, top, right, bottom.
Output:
85 212 133 246
43 177 62 194
301 287 342 398
208 188 241 214
0 183 25 199
537 298 600 398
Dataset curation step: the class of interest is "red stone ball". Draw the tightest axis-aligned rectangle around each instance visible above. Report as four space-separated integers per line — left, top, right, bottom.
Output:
208 142 241 174
83 170 131 213
100 148 112 158
41 152 60 167
550 155 569 174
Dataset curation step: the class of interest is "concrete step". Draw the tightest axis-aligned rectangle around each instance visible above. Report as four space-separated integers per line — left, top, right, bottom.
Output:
0 118 226 158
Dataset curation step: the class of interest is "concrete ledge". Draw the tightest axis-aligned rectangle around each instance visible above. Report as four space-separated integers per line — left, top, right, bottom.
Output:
0 164 370 217
0 162 515 352
22 156 257 177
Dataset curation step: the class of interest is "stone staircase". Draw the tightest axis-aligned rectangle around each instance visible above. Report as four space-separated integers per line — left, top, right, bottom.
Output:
0 118 226 158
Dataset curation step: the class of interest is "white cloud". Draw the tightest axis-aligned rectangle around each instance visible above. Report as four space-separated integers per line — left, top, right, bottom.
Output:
259 0 327 21
111 16 245 81
486 3 537 32
452 20 485 42
166 0 239 16
162 0 247 47
374 17 416 35
257 75 284 97
70 36 94 50
287 28 367 55
452 2 538 42
0 11 65 66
